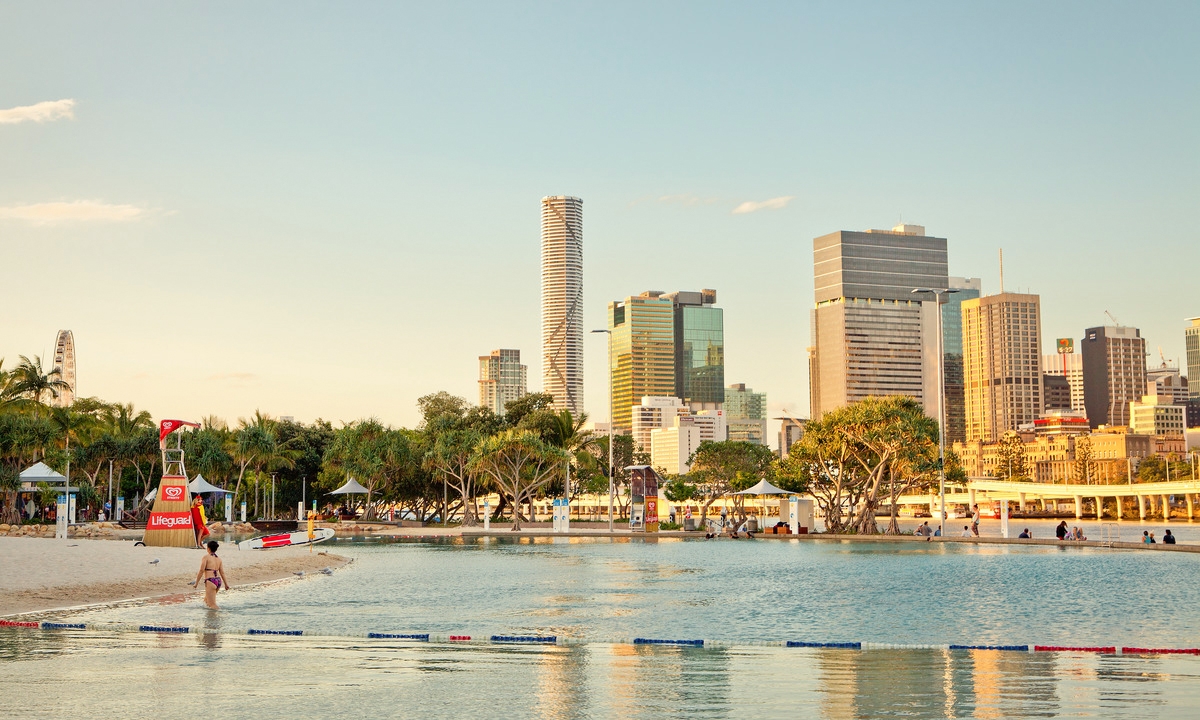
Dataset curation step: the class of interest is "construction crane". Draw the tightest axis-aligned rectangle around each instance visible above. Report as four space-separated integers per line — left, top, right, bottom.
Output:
1104 310 1121 326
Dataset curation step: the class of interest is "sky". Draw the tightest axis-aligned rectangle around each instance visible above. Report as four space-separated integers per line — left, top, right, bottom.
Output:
1 1 1197 442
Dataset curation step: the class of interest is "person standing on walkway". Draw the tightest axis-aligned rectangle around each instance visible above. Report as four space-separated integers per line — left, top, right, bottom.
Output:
971 504 981 536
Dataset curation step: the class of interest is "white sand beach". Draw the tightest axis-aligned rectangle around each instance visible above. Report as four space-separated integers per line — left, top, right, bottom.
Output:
0 537 349 616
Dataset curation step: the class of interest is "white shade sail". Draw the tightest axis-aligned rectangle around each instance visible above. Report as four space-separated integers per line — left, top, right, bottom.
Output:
189 475 228 494
733 478 790 495
330 477 370 495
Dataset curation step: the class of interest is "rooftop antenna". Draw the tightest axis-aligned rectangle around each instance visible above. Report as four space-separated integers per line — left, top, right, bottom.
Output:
998 248 1004 293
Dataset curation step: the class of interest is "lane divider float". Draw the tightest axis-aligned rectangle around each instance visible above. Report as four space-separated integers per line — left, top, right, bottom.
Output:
4 620 1198 657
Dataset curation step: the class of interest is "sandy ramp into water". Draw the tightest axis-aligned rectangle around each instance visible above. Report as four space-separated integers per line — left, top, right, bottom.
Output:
0 537 349 616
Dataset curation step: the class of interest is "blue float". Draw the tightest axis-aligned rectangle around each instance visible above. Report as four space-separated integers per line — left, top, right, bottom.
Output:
949 644 1029 651
786 641 861 649
139 625 189 633
491 635 557 644
633 638 704 647
41 622 86 630
368 633 430 640
248 629 303 636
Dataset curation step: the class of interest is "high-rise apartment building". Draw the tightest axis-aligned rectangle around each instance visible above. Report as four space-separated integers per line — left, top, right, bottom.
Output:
52 330 75 407
651 416 702 475
1043 349 1086 414
1043 375 1072 412
777 416 807 458
662 289 724 406
631 396 688 453
962 293 1043 443
1081 325 1146 428
608 292 676 433
809 224 947 418
943 277 981 443
1186 318 1200 401
1146 362 1189 405
541 195 584 415
726 382 767 444
478 349 527 417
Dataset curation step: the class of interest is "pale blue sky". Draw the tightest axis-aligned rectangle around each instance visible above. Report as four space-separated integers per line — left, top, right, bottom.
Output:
2 2 1197 437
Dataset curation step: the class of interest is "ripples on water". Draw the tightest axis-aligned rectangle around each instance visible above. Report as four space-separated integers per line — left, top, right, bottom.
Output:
3 537 1200 718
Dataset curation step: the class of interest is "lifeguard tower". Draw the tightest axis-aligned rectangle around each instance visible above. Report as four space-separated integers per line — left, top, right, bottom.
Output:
626 465 662 532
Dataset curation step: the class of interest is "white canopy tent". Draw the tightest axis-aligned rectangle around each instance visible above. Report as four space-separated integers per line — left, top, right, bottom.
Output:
733 478 789 496
19 462 77 492
330 476 369 495
188 475 228 494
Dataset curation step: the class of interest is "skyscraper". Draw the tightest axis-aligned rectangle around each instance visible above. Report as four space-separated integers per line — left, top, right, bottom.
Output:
608 292 676 433
541 196 584 415
943 277 981 443
52 330 75 407
1187 317 1200 400
1043 347 1086 414
478 349 527 417
809 224 947 418
726 382 767 444
1081 325 1147 428
961 293 1043 442
662 289 724 406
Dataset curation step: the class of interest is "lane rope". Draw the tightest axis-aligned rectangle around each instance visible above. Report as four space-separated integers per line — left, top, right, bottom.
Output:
4 621 1198 655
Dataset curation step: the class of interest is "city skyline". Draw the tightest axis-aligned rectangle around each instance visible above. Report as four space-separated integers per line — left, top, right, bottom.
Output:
1 3 1197 434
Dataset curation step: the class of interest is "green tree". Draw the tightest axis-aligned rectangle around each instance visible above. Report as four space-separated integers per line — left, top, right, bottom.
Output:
469 429 567 530
6 355 71 418
502 392 555 428
995 432 1028 480
688 440 776 523
1074 435 1095 484
0 413 57 523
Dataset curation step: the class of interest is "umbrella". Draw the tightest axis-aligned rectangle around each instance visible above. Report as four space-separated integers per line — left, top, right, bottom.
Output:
188 474 229 494
330 476 369 495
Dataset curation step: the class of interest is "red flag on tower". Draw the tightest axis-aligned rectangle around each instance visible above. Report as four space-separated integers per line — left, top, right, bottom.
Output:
159 419 201 446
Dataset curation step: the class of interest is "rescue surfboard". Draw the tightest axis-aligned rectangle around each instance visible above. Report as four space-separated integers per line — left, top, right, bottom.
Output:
238 527 335 550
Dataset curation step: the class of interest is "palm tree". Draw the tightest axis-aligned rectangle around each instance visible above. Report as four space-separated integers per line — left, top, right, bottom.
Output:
544 410 596 501
7 355 71 418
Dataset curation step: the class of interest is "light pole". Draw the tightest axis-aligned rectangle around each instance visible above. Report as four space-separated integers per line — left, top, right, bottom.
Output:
912 287 959 537
591 328 615 532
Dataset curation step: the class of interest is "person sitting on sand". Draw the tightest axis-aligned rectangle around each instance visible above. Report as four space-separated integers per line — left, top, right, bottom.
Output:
1164 529 1176 545
192 540 230 609
1019 528 1031 539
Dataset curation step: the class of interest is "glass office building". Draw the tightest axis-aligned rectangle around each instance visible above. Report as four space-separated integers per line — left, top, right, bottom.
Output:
943 277 981 443
609 293 677 433
664 289 724 405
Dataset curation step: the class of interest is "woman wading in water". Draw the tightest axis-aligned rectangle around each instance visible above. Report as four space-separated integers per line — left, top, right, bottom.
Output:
192 540 230 609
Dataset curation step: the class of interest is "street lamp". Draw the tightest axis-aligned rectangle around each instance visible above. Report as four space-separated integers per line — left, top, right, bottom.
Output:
912 287 959 537
591 328 615 532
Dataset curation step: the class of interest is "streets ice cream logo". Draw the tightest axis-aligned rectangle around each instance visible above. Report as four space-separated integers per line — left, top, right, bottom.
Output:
162 485 184 501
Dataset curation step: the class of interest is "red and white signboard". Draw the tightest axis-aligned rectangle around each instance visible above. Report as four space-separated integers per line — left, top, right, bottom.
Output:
147 511 194 531
161 484 185 502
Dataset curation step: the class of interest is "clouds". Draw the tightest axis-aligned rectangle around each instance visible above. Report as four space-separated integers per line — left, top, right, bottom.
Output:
0 200 148 225
732 196 794 215
0 99 76 125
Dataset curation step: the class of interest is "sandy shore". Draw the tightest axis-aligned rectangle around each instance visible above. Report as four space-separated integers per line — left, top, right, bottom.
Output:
0 537 350 616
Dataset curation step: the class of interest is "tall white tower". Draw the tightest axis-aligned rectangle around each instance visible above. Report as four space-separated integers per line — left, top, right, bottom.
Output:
52 329 76 407
541 196 583 415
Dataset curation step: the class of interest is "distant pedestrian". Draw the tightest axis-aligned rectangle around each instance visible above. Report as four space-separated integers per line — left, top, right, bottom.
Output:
1018 528 1031 539
971 504 980 536
1056 521 1068 540
1163 530 1176 545
961 525 972 538
1149 532 1157 544
1143 531 1151 544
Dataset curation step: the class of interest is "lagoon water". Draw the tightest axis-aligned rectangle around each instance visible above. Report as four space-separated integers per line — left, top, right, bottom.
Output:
4 537 1200 718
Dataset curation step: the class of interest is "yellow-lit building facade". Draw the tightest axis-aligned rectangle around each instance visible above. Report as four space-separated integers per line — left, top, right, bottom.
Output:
609 292 676 434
